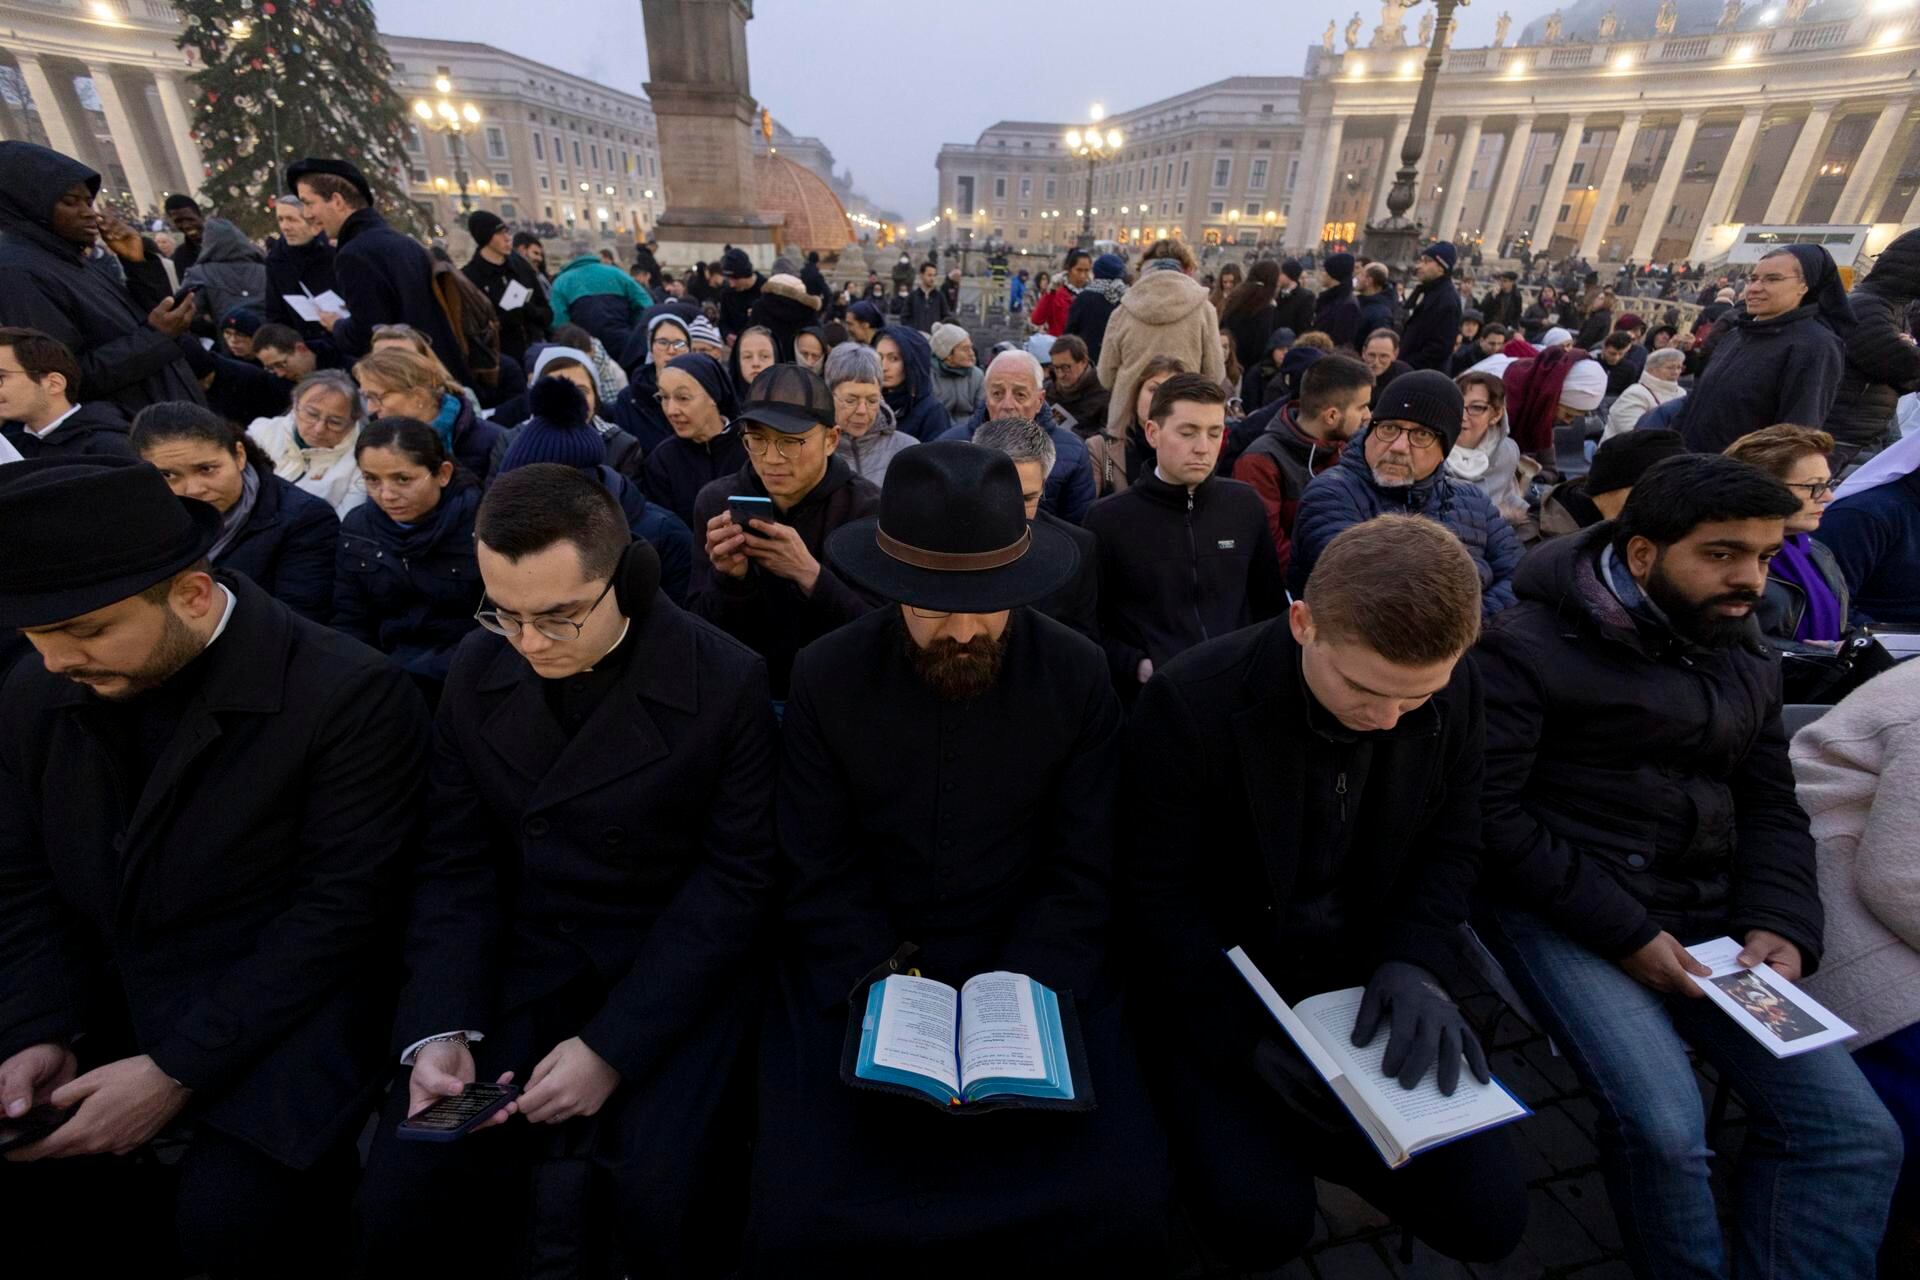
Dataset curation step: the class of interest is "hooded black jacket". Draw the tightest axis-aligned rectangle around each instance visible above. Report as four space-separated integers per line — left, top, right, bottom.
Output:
1400 274 1463 372
641 427 747 531
1082 470 1286 692
1826 227 1920 449
0 143 204 413
1474 523 1821 967
1312 282 1361 350
1 401 135 460
329 207 471 386
1679 302 1845 453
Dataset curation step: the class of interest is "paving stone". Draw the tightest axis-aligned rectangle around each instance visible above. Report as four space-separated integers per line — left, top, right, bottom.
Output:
1559 1095 1601 1143
1490 1046 1558 1105
1384 1237 1477 1279
1517 1103 1601 1178
1317 1179 1393 1236
1545 1171 1622 1253
1463 1239 1552 1279
1311 1240 1397 1280
1523 1186 1606 1269
1519 1036 1585 1096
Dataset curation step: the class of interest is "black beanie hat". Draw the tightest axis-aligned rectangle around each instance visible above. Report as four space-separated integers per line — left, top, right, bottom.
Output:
466 210 505 246
1587 428 1686 496
1371 369 1465 452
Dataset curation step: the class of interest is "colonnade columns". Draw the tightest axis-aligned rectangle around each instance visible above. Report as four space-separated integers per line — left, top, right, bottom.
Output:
1689 105 1764 262
1529 114 1586 254
153 72 205 198
1629 112 1701 263
1578 112 1641 262
1372 115 1412 222
1832 97 1912 225
12 53 82 158
1434 117 1482 242
86 64 162 210
1301 114 1347 250
1478 116 1533 254
1762 102 1836 224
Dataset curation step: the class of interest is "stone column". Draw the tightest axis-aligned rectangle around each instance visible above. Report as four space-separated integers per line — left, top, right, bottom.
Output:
85 64 161 212
1479 116 1534 255
13 53 82 158
640 0 780 271
1299 114 1347 252
1530 114 1587 254
1690 105 1764 261
1578 112 1641 261
1763 102 1836 224
1629 112 1701 263
1832 97 1912 225
152 71 205 197
1372 115 1412 222
1435 117 1483 242
1904 178 1920 229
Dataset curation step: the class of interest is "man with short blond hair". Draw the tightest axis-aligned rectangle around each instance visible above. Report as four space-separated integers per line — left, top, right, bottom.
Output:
1124 513 1526 1271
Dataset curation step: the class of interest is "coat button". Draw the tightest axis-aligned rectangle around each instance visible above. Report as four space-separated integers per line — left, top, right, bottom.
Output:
1626 854 1648 869
526 817 550 838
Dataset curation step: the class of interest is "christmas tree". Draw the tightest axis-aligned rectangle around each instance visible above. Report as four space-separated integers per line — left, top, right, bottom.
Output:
175 0 418 236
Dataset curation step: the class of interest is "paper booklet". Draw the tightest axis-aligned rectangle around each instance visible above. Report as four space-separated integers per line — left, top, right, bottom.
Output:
844 971 1093 1113
282 288 350 324
1227 946 1530 1168
1685 936 1857 1058
497 280 532 312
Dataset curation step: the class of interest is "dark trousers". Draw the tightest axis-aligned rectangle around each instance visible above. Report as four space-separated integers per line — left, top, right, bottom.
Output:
1160 1050 1528 1270
0 1124 358 1278
353 973 754 1280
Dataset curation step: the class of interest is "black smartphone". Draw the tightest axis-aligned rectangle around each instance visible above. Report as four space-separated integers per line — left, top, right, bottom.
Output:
395 1082 519 1143
0 1103 71 1155
169 284 198 308
728 495 776 532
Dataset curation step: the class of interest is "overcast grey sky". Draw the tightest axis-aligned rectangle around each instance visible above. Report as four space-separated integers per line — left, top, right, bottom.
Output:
379 0 1565 219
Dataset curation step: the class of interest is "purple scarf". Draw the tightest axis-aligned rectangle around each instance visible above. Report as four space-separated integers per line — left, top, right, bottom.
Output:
1773 534 1843 643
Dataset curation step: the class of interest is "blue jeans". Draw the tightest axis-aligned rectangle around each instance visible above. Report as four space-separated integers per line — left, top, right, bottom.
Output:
1480 905 1903 1279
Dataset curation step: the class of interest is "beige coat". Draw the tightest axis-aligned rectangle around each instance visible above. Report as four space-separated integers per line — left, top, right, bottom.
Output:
1792 660 1920 1047
1602 369 1686 439
1096 265 1225 434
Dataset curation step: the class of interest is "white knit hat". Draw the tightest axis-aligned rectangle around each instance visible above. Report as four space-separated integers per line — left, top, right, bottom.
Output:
1559 357 1609 412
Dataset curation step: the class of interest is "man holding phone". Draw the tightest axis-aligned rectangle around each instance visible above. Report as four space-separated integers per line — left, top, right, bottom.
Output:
354 463 779 1276
689 363 881 699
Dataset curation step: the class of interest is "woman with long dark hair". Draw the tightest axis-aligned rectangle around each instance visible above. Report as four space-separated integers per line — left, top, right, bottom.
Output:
1219 259 1281 372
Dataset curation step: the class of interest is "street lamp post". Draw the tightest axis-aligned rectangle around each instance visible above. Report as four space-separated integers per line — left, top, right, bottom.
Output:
413 74 482 220
1065 105 1123 251
1362 0 1467 270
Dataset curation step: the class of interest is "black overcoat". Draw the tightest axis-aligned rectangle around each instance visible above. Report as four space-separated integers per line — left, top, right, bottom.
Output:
218 462 340 622
0 574 429 1168
328 207 471 385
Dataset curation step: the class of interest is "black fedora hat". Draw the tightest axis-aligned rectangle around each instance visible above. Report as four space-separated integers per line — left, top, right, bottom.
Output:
0 457 219 628
827 443 1077 614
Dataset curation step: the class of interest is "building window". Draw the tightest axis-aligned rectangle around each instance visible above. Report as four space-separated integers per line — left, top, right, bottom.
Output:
1568 162 1585 184
1176 200 1185 215
1019 208 1029 220
993 176 1007 199
1614 203 1631 225
1019 176 1031 198
539 174 550 191
590 144 600 169
1434 157 1447 178
1539 164 1552 185
532 133 544 160
1249 158 1269 190
494 172 510 188
1285 157 1300 190
1208 200 1225 217
404 125 424 155
1525 203 1538 222
1218 136 1233 147
499 201 517 219
1179 159 1191 187
1244 200 1262 217
410 165 429 185
1212 157 1232 188
1044 177 1056 200
1557 203 1571 222
573 140 583 166
485 126 508 161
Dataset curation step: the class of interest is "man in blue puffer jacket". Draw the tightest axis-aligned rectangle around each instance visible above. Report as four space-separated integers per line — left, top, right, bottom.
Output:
1289 370 1522 618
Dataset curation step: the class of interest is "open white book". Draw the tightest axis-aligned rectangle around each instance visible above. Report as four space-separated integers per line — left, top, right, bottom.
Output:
1228 947 1529 1168
1685 936 1857 1058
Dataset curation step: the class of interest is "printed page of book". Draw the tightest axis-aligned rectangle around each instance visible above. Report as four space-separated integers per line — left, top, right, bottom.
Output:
958 971 1048 1088
1297 988 1526 1153
1685 936 1857 1058
870 975 961 1095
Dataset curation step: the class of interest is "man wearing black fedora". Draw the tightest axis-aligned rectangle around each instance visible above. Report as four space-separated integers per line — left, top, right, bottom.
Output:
747 442 1170 1272
0 456 429 1275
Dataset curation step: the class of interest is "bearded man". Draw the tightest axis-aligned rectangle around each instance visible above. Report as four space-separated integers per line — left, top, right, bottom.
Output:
745 442 1169 1274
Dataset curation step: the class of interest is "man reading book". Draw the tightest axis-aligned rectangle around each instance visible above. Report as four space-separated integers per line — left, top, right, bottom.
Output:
1473 454 1901 1278
1124 514 1527 1270
750 443 1169 1272
352 465 779 1276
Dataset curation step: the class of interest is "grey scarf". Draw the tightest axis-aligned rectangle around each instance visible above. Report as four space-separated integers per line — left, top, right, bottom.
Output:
208 462 262 563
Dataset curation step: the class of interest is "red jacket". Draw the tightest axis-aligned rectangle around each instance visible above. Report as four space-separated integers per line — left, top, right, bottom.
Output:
1030 284 1077 337
1230 402 1345 579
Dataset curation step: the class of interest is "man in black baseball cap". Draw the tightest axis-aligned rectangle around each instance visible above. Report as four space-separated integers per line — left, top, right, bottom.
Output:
751 441 1171 1270
689 363 881 697
0 457 429 1275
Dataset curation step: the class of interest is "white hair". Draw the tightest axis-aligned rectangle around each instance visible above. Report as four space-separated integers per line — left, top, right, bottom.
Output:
1646 347 1686 368
987 348 1045 391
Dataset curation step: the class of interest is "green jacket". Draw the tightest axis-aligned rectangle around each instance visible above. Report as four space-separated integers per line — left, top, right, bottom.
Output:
549 254 653 327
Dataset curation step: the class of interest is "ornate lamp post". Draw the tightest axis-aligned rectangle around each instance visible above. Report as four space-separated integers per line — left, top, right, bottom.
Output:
1362 0 1467 269
1066 105 1123 251
413 74 483 219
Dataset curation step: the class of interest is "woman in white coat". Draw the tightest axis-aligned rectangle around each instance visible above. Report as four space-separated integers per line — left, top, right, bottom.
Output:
246 369 367 517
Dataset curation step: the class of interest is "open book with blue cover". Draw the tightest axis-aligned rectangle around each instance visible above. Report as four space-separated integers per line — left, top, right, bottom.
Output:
843 971 1094 1113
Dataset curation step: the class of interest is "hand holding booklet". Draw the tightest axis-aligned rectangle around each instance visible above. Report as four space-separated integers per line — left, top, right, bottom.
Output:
1684 936 1856 1057
844 971 1093 1113
1228 947 1529 1168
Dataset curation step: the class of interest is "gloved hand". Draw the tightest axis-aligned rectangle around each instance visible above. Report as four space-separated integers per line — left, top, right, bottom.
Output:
1352 961 1490 1096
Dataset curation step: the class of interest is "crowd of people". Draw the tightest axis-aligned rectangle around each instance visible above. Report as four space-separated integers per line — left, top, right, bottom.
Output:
2 132 1919 1278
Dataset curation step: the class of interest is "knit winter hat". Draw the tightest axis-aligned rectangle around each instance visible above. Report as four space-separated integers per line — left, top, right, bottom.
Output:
1559 358 1609 412
929 323 970 362
686 316 723 349
1420 241 1457 272
1371 369 1465 452
720 247 755 278
498 377 603 474
1323 252 1355 283
848 300 885 330
466 210 505 246
1588 428 1685 496
1093 253 1126 281
1279 258 1304 283
1539 327 1575 349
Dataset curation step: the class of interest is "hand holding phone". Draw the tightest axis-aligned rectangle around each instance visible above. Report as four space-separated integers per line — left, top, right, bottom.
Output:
727 494 776 533
396 1082 520 1142
0 1104 71 1155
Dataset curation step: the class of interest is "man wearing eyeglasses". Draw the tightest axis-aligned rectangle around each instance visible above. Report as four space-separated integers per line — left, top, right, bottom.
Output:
689 364 881 700
355 462 778 1276
1289 370 1523 619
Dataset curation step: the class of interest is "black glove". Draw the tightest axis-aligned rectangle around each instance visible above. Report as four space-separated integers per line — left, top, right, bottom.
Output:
1352 961 1490 1096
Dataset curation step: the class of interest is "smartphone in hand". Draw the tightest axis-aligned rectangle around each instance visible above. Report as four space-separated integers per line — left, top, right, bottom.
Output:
395 1082 519 1143
0 1104 72 1155
728 495 776 533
